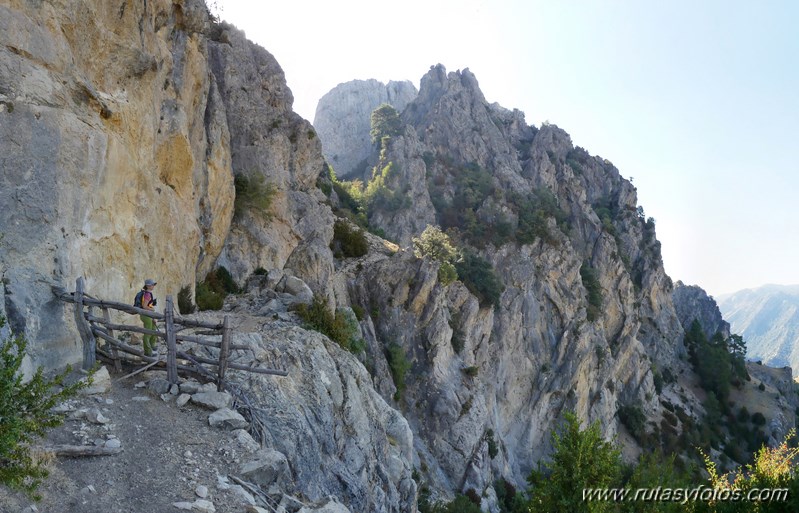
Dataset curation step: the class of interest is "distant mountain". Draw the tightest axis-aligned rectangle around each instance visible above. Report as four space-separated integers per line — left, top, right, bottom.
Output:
313 79 417 179
718 285 799 376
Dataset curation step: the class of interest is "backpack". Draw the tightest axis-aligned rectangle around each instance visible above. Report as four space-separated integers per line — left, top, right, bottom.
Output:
134 290 146 308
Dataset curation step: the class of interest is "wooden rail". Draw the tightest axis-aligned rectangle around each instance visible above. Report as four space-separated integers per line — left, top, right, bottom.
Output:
53 278 287 389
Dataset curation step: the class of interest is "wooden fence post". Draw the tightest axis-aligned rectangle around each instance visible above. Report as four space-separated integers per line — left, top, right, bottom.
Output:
165 296 178 385
217 315 231 392
74 277 96 370
102 307 122 372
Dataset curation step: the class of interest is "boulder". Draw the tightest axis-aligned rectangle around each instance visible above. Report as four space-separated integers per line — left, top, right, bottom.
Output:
282 275 313 303
148 378 172 395
232 429 260 452
239 448 290 489
104 438 122 450
85 409 110 425
191 391 232 410
193 500 216 513
208 408 249 430
80 366 111 395
179 380 202 394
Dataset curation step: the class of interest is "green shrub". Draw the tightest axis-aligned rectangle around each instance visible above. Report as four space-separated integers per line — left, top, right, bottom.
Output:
449 314 465 353
413 225 460 285
177 285 195 315
438 262 458 285
331 220 368 258
386 342 411 401
495 477 527 513
295 296 364 353
370 103 403 145
486 429 499 458
195 281 224 311
463 366 479 377
455 251 504 309
618 404 647 444
527 411 621 513
464 488 482 506
427 161 497 246
234 174 276 221
1 316 89 497
653 369 664 394
580 263 602 321
512 188 569 246
253 267 268 276
363 162 410 213
196 266 239 311
737 406 750 423
752 412 766 426
211 266 239 294
351 304 365 321
423 494 482 513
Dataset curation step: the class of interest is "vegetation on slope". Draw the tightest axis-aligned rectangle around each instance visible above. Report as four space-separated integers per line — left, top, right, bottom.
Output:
421 412 799 513
1 316 89 498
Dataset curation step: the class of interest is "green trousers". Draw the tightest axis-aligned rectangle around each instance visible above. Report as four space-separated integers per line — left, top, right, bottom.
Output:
140 315 157 356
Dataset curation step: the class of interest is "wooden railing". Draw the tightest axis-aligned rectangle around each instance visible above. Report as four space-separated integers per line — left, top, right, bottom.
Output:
53 278 287 390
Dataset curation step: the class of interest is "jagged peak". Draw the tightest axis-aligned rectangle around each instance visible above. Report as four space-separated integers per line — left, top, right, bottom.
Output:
416 64 487 107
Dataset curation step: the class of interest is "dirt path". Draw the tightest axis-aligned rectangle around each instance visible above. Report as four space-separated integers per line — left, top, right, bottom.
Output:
1 366 263 513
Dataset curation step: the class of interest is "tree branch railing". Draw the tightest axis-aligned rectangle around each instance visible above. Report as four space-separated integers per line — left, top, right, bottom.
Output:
53 278 287 389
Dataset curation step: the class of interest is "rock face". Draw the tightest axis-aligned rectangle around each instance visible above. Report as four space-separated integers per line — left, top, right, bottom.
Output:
0 0 234 368
3 2 798 511
207 24 336 294
314 79 417 179
672 281 731 340
227 320 416 513
328 65 686 498
0 1 335 366
718 285 799 375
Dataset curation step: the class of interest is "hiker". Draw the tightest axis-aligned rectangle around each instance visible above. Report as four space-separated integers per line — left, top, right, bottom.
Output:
134 279 159 357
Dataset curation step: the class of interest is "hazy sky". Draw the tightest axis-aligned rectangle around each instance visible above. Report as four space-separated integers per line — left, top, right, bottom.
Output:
214 0 799 297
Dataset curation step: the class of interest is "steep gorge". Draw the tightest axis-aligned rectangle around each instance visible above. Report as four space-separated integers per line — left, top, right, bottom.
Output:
1 2 797 512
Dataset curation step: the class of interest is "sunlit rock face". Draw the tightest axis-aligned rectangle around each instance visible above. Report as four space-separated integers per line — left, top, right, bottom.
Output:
0 0 234 367
314 79 417 179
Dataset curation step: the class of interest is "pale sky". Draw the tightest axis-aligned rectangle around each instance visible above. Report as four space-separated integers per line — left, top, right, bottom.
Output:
214 0 799 297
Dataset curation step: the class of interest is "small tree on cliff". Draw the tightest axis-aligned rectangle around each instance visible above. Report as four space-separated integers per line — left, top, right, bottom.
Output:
413 225 459 285
370 103 402 145
0 316 88 498
527 412 622 513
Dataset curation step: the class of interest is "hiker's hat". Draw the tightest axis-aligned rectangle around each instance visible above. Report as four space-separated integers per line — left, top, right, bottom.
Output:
144 278 157 287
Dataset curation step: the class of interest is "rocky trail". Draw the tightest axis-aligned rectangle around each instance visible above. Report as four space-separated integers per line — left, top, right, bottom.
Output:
0 364 321 513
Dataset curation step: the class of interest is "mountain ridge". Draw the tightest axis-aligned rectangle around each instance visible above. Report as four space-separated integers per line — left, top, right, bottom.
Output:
1 2 797 510
719 284 799 376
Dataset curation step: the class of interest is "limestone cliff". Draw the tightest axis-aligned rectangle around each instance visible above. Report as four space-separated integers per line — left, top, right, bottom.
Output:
205 22 335 297
327 65 688 499
314 79 417 179
2 2 797 512
0 0 235 369
673 281 731 340
0 3 411 511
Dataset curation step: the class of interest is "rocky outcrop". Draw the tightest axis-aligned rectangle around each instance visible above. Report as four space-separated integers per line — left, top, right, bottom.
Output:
219 313 416 513
321 65 687 502
0 0 234 368
314 79 417 179
207 24 336 295
672 281 731 339
4 2 798 511
0 1 338 367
